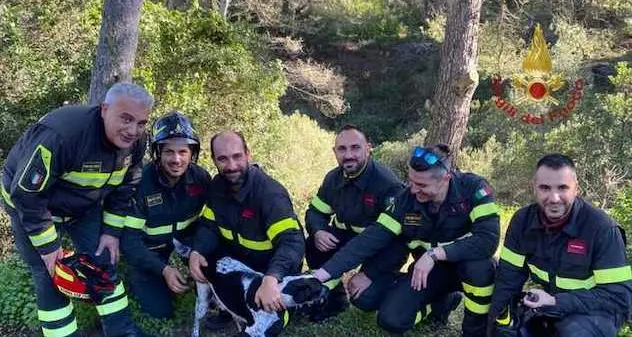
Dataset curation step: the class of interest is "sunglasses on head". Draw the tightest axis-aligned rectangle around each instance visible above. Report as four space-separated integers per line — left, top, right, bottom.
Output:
409 146 445 171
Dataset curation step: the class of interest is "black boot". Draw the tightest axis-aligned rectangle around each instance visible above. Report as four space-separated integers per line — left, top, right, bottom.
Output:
427 292 463 326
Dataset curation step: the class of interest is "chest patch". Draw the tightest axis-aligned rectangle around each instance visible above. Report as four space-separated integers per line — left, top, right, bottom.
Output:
146 193 163 207
81 161 102 173
187 184 204 197
363 193 375 207
241 208 255 219
567 238 587 255
404 213 422 226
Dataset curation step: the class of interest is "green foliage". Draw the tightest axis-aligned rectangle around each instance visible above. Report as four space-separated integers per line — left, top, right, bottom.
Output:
610 184 632 258
0 254 38 329
372 131 426 179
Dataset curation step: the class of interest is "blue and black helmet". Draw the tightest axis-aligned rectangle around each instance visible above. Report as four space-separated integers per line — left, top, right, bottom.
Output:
151 111 200 161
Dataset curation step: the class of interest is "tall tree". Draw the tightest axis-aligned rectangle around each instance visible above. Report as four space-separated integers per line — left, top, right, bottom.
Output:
88 0 143 104
425 0 482 160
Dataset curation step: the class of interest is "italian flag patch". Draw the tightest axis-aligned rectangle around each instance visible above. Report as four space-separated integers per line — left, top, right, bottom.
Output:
475 185 493 200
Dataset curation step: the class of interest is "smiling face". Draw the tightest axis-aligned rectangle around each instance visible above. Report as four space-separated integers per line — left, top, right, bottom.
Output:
101 96 150 149
534 165 578 221
407 166 450 203
334 129 371 176
159 139 192 180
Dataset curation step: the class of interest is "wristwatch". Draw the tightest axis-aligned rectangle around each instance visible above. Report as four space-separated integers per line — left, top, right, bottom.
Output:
427 248 439 262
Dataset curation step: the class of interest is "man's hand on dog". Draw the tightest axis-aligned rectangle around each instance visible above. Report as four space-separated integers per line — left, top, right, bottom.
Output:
162 265 189 293
255 276 286 313
188 250 208 283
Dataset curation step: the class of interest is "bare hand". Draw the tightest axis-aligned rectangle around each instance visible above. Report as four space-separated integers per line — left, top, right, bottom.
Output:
411 252 435 291
347 272 372 300
95 234 119 265
255 276 285 312
523 288 556 309
312 268 331 283
162 266 189 293
314 230 339 252
41 248 64 277
188 251 208 283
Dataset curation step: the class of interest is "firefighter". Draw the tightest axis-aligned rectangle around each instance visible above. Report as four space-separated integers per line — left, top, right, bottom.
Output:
313 144 500 336
188 131 305 336
121 112 212 318
305 125 461 323
1 83 152 337
488 154 632 337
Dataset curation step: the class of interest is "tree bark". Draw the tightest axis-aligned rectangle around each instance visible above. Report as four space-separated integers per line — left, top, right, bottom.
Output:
219 0 231 18
425 0 482 160
88 0 143 104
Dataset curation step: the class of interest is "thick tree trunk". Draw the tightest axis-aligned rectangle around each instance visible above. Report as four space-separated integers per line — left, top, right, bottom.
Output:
425 0 482 160
88 0 143 104
219 0 231 18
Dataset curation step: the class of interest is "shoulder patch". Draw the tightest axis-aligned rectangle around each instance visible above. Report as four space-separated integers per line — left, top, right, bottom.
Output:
18 144 52 192
474 184 493 200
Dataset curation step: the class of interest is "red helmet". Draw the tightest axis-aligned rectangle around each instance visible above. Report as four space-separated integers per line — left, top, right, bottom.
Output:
53 250 119 303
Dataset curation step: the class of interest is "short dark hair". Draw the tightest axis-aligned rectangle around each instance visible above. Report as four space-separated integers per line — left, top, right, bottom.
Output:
210 131 249 159
536 153 576 171
338 124 369 143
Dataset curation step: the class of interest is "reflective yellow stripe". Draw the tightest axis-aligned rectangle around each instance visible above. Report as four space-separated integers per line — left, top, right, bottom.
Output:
283 310 290 326
556 275 595 290
96 296 129 316
528 263 549 282
102 283 125 301
38 303 74 322
377 213 401 235
323 278 342 290
469 202 499 222
594 266 632 284
219 226 234 240
55 266 74 282
267 217 300 240
414 304 433 324
60 166 128 188
51 216 72 223
333 216 346 230
18 144 52 192
201 205 215 221
462 282 494 297
351 225 365 233
42 318 77 337
144 224 172 236
463 295 490 314
30 225 58 247
238 236 273 251
1 183 15 208
107 166 129 186
311 195 334 214
103 211 125 229
500 246 526 268
408 240 431 250
176 215 199 231
125 216 146 230
496 308 511 326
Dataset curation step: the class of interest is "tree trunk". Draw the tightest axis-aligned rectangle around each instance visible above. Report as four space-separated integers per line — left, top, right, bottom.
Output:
425 0 482 161
219 0 231 19
88 0 143 104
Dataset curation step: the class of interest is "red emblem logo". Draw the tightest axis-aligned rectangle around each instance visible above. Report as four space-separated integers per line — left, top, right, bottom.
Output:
187 184 204 197
363 194 375 207
567 238 587 255
241 208 255 219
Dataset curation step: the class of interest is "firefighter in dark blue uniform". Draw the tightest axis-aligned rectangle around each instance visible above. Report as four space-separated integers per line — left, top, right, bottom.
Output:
305 125 461 323
121 112 212 318
188 131 305 336
313 144 500 336
488 154 632 337
1 83 153 337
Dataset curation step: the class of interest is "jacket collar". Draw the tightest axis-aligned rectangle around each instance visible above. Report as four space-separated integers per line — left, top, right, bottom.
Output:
334 158 375 190
527 198 584 237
